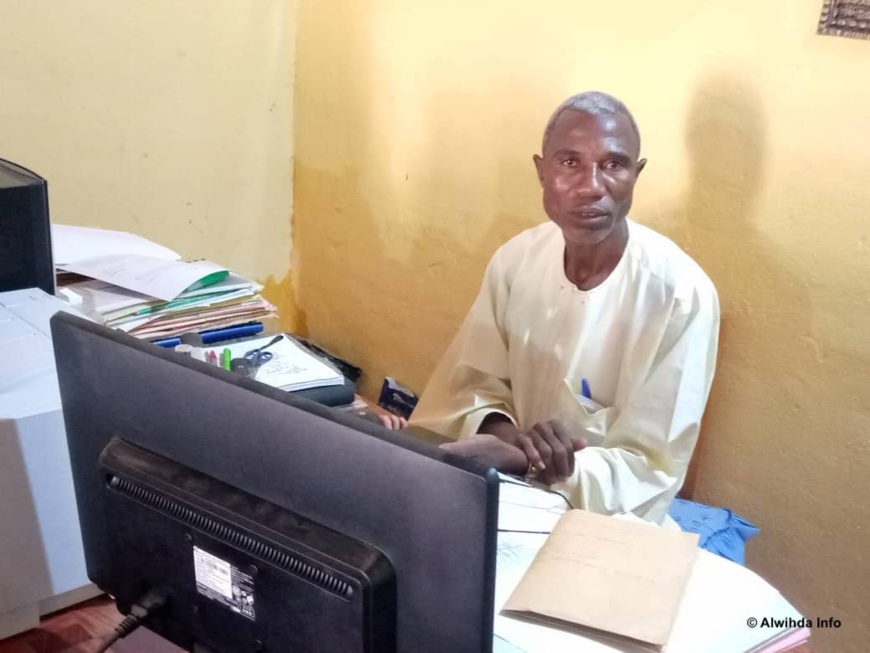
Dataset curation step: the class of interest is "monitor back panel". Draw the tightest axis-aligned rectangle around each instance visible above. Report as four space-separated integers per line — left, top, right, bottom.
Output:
52 314 499 653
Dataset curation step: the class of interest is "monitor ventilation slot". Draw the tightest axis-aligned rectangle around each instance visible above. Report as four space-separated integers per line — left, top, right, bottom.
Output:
108 475 354 599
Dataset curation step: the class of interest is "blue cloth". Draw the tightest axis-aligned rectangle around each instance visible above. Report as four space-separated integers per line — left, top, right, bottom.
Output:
668 498 760 565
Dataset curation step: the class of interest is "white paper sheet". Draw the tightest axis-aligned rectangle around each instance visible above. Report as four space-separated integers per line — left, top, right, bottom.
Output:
216 335 344 391
58 255 228 301
492 511 806 653
52 224 180 264
0 289 90 414
497 476 570 533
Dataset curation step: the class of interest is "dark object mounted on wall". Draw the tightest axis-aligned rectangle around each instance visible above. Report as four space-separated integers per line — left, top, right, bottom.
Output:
818 0 870 40
0 158 54 295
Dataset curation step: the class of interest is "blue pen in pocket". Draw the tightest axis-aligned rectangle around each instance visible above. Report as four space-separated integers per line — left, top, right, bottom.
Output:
581 377 591 400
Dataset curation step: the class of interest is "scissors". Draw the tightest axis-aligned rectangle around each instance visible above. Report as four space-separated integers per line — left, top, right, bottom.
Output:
243 334 284 368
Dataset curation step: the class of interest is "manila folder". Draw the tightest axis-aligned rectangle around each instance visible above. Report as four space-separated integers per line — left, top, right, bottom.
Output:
502 510 699 650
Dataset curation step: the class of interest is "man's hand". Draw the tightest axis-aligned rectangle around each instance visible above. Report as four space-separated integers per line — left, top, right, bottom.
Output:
377 414 408 430
439 433 529 476
478 414 586 485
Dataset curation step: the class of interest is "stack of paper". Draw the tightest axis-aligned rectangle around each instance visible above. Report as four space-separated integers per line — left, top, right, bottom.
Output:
503 510 699 651
494 480 811 653
53 226 275 341
64 273 275 340
219 334 344 392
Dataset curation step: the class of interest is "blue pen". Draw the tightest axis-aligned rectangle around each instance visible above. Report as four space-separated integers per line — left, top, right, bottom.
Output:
200 322 265 344
151 322 265 348
581 378 591 399
152 336 182 348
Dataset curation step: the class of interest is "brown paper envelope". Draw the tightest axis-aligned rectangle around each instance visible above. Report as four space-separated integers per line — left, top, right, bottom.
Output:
503 510 699 648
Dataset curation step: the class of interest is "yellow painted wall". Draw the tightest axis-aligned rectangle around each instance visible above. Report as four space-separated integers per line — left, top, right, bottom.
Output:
0 1 298 323
296 1 869 650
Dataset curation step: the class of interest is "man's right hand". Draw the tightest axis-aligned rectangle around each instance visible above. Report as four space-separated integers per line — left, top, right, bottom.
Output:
478 414 586 485
439 433 529 476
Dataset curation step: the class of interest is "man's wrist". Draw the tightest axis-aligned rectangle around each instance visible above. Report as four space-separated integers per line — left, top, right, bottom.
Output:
477 413 518 442
477 414 528 475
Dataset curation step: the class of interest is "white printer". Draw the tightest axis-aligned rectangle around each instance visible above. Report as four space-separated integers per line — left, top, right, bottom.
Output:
0 288 100 639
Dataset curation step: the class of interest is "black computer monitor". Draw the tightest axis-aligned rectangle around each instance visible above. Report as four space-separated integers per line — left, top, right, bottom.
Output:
51 313 499 653
0 158 54 295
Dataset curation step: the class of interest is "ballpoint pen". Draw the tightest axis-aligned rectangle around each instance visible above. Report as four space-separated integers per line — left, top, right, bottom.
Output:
581 378 591 399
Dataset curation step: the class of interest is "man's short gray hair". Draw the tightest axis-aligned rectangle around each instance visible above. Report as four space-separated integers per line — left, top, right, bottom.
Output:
541 91 641 153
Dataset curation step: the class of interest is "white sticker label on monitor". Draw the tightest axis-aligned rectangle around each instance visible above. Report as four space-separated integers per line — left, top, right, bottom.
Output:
194 547 233 598
193 546 257 621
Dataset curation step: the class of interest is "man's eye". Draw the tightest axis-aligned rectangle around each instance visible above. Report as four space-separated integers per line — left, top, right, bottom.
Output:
561 159 578 167
603 160 624 170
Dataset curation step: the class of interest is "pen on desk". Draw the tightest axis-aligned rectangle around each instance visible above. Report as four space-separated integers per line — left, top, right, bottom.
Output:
152 324 263 348
581 378 591 399
221 348 232 371
152 336 182 348
200 322 265 344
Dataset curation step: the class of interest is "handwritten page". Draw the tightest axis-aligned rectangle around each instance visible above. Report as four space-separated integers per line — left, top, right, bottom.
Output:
58 254 227 301
222 335 344 391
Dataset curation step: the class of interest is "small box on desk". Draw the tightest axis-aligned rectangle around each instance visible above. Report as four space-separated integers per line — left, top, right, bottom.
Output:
377 377 418 420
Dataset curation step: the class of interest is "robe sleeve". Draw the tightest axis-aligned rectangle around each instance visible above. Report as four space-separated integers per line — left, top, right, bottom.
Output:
409 245 518 439
554 280 720 524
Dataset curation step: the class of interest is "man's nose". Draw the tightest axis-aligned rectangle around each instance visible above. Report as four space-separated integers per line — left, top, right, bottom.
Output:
574 163 605 198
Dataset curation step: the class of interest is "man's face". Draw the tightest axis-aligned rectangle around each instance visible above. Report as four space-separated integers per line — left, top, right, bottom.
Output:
534 110 645 246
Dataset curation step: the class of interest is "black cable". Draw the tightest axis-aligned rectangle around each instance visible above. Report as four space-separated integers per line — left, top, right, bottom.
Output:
499 475 576 510
95 591 167 653
497 476 575 536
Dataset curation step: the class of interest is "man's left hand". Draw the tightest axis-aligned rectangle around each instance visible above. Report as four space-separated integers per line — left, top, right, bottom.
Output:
514 420 586 485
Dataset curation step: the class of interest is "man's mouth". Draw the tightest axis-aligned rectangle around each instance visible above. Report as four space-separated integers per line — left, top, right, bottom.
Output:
573 209 609 220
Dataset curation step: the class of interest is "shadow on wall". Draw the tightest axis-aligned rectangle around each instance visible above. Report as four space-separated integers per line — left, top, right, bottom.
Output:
660 74 870 649
652 72 818 505
652 74 870 647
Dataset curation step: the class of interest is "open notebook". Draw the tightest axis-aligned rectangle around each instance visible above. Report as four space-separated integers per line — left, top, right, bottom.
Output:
220 334 344 392
494 477 809 653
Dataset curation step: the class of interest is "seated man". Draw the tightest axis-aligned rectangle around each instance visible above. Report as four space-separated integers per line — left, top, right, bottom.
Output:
409 91 720 527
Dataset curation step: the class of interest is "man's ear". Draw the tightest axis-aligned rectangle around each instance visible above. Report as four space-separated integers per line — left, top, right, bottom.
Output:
636 158 648 175
533 154 545 185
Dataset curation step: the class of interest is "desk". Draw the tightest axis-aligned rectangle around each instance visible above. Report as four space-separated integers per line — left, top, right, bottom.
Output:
19 383 807 653
111 471 810 653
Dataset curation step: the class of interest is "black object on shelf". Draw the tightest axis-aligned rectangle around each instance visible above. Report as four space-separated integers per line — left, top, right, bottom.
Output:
294 337 363 384
0 158 54 295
